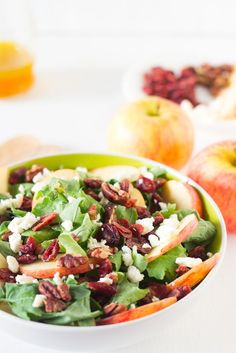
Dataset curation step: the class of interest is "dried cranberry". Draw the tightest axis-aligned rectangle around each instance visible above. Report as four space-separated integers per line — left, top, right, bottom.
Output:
9 167 27 185
20 196 32 211
119 179 130 192
168 285 192 300
104 203 116 223
130 223 144 238
19 236 36 255
176 265 189 277
88 282 116 297
112 222 132 239
32 212 58 231
125 236 150 254
135 206 151 219
136 177 157 193
84 178 102 188
41 239 59 262
98 259 112 277
0 268 16 283
188 246 207 260
17 254 37 264
153 214 164 226
98 224 120 246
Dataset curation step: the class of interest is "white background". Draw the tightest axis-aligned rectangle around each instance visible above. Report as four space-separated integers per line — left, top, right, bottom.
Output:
0 0 236 352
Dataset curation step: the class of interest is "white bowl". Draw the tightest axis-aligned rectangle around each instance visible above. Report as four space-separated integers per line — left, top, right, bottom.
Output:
0 153 227 353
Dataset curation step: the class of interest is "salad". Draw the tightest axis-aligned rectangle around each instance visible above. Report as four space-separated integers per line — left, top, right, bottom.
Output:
0 163 219 326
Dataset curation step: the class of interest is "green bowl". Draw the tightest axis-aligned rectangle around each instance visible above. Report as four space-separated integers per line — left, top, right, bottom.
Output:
10 152 226 254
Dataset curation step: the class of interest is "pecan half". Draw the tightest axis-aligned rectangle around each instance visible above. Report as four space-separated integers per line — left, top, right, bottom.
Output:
119 179 130 192
135 206 151 219
57 283 72 302
0 268 16 283
25 165 44 183
87 282 116 297
32 212 58 232
88 204 97 220
9 167 27 185
84 178 102 188
103 303 127 316
112 221 132 239
44 298 67 313
84 189 101 202
176 265 189 277
104 203 116 224
89 247 113 259
58 254 88 268
38 281 61 299
101 182 129 206
41 239 59 262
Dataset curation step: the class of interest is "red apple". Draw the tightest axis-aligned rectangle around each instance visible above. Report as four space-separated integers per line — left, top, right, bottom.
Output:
107 97 194 169
96 297 176 325
161 180 203 217
187 141 236 233
147 214 199 262
20 256 96 279
167 253 219 290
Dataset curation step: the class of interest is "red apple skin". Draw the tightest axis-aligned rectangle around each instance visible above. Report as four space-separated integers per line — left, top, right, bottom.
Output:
167 253 219 290
187 141 236 234
96 297 176 325
107 97 194 170
184 184 203 217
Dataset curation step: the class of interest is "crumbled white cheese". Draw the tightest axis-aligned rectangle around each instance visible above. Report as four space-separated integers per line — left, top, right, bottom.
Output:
53 272 63 285
136 217 154 235
127 266 144 283
61 220 73 232
155 214 180 246
148 234 160 248
139 167 154 180
8 212 39 234
99 276 113 285
32 182 46 193
87 238 109 250
76 166 88 174
152 296 160 302
6 255 19 273
207 252 213 258
32 294 46 308
175 257 202 268
142 243 152 249
67 196 77 203
15 274 38 284
159 202 168 210
98 192 109 206
9 233 22 253
73 176 80 181
32 168 51 183
122 246 133 267
0 194 23 215
89 264 94 270
68 274 75 280
130 304 136 309
113 182 121 190
18 184 25 195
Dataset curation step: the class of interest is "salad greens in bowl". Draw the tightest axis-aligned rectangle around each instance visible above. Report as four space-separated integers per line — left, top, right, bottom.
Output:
0 153 226 351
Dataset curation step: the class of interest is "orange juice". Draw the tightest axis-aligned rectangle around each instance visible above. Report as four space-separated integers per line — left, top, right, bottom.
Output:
0 41 34 97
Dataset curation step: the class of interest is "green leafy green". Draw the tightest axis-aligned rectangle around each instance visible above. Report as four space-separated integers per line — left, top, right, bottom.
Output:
176 208 199 221
115 206 138 224
59 198 83 224
58 233 86 256
160 203 176 218
147 245 186 282
73 214 99 243
33 192 67 217
110 251 122 271
148 166 166 178
0 240 15 257
8 183 33 197
0 221 10 237
4 283 42 321
184 219 216 250
21 229 59 243
11 208 27 217
112 278 149 306
132 246 148 272
77 189 103 214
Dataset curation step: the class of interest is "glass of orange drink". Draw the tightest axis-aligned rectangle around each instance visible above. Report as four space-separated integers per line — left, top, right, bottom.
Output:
0 0 34 97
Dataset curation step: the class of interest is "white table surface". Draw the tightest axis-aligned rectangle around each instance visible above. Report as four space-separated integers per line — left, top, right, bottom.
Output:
0 36 236 352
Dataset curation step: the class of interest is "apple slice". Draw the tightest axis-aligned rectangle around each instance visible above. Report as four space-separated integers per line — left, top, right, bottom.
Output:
91 165 140 182
128 183 146 207
20 256 96 279
97 297 176 325
167 253 220 290
161 180 203 217
147 214 199 262
0 167 9 194
0 253 7 269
